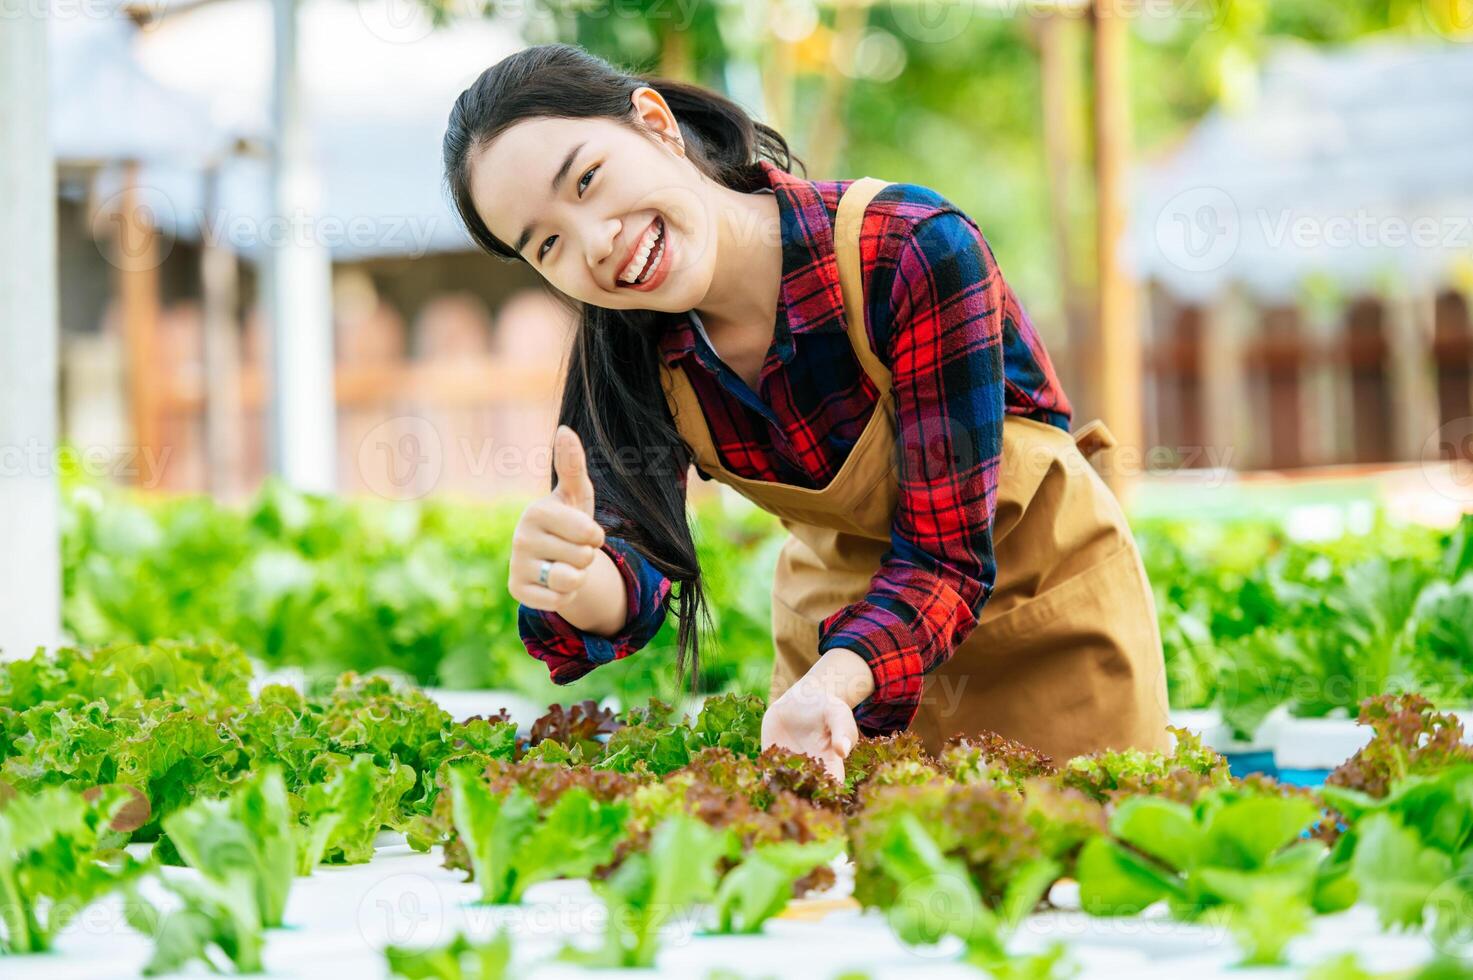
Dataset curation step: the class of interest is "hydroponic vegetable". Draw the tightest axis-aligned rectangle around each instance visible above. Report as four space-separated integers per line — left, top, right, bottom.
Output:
1327 694 1473 798
124 872 267 975
1076 785 1348 964
295 753 415 872
870 812 1070 978
385 930 511 979
161 766 296 929
710 838 844 934
1321 763 1473 941
448 767 629 904
561 813 732 968
1060 726 1228 803
0 784 143 954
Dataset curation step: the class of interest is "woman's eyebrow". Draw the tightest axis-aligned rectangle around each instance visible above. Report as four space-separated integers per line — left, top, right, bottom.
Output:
514 140 589 257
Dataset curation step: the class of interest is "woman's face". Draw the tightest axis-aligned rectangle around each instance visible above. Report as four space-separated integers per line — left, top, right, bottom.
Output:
468 88 718 313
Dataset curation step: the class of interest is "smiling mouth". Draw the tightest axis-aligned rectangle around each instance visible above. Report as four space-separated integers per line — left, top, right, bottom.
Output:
616 216 666 287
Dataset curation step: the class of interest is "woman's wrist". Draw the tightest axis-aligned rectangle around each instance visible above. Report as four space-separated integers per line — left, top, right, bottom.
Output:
555 546 628 637
790 647 875 709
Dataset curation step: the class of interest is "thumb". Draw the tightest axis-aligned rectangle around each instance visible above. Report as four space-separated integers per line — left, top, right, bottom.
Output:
552 425 596 517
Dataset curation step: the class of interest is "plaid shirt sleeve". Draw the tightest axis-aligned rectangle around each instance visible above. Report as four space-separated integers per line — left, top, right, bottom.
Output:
815 208 1007 735
516 467 693 683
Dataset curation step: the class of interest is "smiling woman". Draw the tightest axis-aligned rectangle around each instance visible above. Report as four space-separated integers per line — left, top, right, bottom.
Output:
442 43 797 695
443 42 1171 777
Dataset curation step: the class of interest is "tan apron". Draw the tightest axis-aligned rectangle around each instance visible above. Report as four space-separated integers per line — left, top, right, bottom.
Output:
659 176 1170 762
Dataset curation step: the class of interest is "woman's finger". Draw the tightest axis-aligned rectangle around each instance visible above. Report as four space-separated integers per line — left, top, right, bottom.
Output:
530 497 605 548
522 528 599 569
824 697 859 757
514 580 570 611
517 556 584 595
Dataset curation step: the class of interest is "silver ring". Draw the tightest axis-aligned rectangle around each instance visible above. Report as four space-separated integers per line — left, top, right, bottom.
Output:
537 559 553 587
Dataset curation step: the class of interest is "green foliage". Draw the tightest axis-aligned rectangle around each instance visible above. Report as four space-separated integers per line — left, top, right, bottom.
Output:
1060 727 1229 803
710 839 843 934
1136 515 1471 735
0 785 143 954
385 931 512 979
561 813 733 969
60 479 780 706
125 873 266 975
1321 764 1473 943
448 768 629 904
296 753 415 871
1076 785 1339 965
869 813 1071 978
160 766 296 929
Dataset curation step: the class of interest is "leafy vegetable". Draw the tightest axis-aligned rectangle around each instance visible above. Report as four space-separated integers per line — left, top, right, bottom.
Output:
562 813 732 968
1321 764 1473 942
385 931 511 979
1060 726 1228 804
710 839 843 934
1327 694 1473 798
0 784 142 953
1076 785 1339 964
870 812 1070 978
125 872 266 975
296 753 415 872
447 767 629 904
161 766 296 929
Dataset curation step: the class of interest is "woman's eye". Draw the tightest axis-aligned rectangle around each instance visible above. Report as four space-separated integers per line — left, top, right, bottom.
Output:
536 166 598 261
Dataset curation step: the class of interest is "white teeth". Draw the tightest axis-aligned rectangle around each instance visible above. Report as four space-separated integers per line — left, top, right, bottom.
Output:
618 218 663 284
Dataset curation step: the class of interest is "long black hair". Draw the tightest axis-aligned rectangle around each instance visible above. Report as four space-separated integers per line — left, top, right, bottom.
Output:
444 43 803 689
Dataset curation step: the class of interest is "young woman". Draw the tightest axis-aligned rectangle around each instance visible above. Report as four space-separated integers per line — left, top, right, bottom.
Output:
445 43 1170 778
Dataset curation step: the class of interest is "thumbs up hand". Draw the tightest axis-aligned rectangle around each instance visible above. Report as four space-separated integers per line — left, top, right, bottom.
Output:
509 425 609 613
552 423 598 518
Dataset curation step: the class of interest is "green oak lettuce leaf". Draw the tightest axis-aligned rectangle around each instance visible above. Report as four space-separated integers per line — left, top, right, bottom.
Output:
1349 813 1454 930
124 870 264 975
689 694 765 758
711 839 843 934
0 784 145 954
161 766 295 928
1077 788 1326 965
872 812 1067 977
297 753 415 872
447 768 630 904
563 813 732 969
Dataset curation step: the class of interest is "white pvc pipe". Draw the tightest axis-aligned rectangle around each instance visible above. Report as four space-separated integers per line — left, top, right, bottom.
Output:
265 0 338 493
0 8 62 660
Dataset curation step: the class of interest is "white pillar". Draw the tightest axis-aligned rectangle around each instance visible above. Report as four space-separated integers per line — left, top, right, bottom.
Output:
0 10 62 659
265 0 337 492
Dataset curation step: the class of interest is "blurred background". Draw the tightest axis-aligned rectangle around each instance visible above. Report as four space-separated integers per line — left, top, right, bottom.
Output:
4 0 1473 715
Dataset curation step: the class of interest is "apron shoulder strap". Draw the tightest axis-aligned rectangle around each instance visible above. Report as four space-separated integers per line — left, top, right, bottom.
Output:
833 176 893 392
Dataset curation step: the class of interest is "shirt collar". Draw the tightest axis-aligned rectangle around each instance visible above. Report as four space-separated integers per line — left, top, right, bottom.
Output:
657 159 849 369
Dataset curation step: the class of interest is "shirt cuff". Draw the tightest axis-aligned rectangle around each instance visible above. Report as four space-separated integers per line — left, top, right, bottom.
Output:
816 599 928 735
516 535 672 685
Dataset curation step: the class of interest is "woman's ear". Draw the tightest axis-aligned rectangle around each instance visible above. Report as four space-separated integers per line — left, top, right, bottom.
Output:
630 85 685 157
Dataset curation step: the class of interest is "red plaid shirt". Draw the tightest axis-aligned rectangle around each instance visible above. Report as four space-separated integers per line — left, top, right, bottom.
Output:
519 159 1072 734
